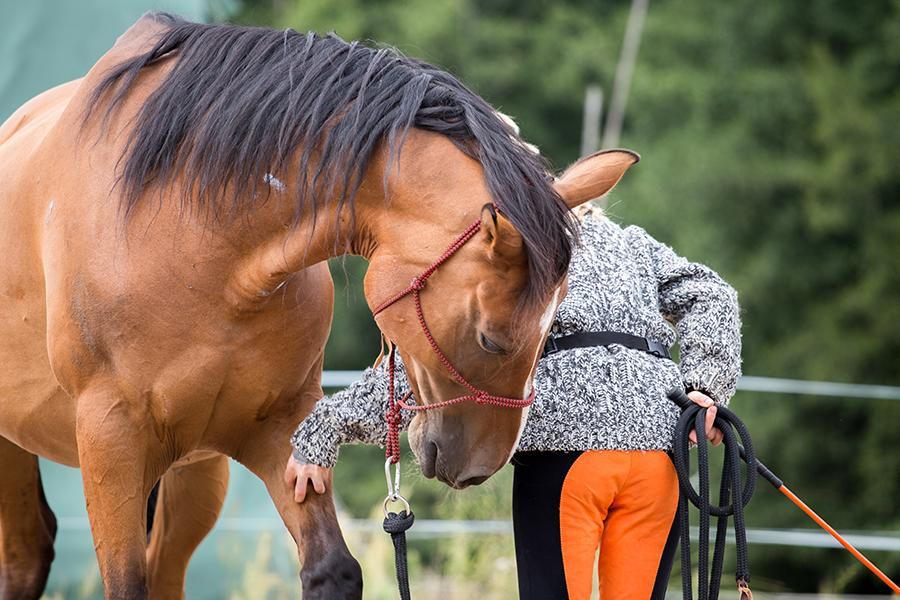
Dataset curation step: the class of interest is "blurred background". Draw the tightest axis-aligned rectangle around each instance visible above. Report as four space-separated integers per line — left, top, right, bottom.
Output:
2 0 898 597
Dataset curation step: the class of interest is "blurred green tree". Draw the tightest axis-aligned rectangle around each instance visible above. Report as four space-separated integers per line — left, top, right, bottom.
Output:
236 0 900 592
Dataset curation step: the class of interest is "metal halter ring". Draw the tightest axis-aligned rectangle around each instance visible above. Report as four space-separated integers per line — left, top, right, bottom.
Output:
383 493 411 518
384 458 401 499
383 458 411 517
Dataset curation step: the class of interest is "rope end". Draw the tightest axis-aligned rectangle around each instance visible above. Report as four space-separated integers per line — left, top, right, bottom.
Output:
383 510 415 534
738 578 753 600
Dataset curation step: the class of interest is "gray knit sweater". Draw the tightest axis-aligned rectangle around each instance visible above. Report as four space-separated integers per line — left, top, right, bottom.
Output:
291 211 742 467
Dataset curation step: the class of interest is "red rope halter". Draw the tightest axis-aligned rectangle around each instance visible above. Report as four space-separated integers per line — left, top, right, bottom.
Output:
372 210 536 464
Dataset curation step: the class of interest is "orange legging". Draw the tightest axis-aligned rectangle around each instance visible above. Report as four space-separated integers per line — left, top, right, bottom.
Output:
512 450 678 600
560 451 678 599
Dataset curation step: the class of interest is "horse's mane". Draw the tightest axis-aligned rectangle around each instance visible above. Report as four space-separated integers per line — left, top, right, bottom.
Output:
86 13 575 305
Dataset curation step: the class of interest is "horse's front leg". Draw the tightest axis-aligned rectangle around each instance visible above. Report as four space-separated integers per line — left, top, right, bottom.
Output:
236 420 362 600
75 383 170 600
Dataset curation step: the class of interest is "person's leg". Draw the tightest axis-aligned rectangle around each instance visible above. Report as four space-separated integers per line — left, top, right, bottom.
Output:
597 451 680 599
512 451 582 600
558 451 631 600
650 505 681 600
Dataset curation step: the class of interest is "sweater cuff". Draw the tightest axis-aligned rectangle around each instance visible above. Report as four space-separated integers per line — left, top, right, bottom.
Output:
682 369 736 406
290 419 342 468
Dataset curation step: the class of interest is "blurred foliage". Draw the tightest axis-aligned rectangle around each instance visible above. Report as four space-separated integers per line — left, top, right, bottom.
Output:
324 256 382 370
235 0 900 593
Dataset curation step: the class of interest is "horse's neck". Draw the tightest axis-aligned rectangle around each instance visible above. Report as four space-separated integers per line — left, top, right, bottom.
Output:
222 194 381 311
222 132 481 312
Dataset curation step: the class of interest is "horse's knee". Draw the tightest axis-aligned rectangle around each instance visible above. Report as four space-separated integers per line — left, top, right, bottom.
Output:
300 549 363 600
0 487 57 600
103 575 148 600
0 540 55 600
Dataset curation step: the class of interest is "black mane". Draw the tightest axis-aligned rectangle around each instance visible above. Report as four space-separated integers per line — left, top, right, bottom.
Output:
87 13 575 305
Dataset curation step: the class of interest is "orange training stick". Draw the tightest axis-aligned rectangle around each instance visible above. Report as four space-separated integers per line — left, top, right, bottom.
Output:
778 485 900 594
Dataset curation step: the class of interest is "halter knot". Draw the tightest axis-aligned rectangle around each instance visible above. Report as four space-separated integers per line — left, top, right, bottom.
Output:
386 405 402 426
474 390 489 404
409 276 426 291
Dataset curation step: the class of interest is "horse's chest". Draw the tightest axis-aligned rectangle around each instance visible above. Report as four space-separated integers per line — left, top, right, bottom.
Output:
133 325 321 457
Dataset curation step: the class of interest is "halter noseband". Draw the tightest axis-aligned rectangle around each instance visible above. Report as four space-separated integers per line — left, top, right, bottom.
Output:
371 207 536 464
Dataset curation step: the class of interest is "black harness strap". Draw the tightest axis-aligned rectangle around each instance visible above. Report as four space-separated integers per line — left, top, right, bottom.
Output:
543 331 671 359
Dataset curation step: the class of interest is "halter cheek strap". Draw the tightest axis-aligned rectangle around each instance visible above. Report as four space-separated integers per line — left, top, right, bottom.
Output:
372 209 535 465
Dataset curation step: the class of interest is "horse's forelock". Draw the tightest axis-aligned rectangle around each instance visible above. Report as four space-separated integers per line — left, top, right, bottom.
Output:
414 81 576 308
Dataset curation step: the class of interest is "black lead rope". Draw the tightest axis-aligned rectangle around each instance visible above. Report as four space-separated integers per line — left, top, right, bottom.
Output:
383 510 415 600
669 389 757 600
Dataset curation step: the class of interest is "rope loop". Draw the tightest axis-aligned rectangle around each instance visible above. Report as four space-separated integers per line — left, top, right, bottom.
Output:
383 510 415 534
669 389 756 599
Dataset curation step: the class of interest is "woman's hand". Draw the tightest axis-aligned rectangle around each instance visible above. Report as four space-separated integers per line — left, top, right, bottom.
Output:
284 453 332 503
687 390 724 446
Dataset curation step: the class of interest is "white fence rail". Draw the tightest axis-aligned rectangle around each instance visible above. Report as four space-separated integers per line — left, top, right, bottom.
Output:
54 516 900 552
322 371 900 400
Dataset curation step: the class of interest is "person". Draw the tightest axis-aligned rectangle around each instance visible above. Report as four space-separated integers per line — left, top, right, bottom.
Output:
284 201 741 599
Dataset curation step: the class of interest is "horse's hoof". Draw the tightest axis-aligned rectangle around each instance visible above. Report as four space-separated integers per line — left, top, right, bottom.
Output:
300 550 363 600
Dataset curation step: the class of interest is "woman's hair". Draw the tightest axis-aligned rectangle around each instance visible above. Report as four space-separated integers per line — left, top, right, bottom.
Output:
495 111 602 223
573 202 601 221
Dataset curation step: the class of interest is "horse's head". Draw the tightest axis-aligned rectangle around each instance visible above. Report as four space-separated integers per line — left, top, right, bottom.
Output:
83 18 637 487
367 132 638 488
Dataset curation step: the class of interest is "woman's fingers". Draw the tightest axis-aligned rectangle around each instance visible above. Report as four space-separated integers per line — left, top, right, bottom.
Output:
705 405 717 438
295 475 309 503
284 455 297 485
706 406 724 446
687 390 715 407
288 462 331 503
284 454 311 502
312 473 327 495
685 395 725 446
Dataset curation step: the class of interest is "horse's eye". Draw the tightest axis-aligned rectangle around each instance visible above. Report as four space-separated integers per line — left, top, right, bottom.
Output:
478 331 507 355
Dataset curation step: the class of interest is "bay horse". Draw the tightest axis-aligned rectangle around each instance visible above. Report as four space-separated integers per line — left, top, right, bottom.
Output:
0 12 636 600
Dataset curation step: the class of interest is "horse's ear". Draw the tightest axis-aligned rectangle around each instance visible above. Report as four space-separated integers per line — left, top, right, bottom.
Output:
481 204 523 259
554 149 640 209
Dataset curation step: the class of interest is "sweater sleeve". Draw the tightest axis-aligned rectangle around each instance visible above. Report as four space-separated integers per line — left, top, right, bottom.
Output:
290 357 414 467
629 226 743 405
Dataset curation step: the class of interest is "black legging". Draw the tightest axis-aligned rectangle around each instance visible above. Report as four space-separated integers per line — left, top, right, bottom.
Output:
512 451 679 599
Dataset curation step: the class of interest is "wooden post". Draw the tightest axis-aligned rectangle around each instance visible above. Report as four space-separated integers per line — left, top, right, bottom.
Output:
580 84 603 157
601 0 649 151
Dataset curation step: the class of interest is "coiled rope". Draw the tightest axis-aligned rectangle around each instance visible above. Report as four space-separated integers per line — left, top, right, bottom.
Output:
669 389 757 599
668 388 900 597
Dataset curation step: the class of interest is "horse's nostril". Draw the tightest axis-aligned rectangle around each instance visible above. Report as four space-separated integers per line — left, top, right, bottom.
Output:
421 440 439 479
